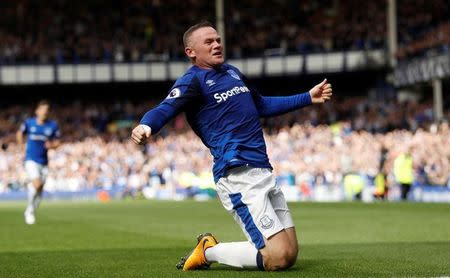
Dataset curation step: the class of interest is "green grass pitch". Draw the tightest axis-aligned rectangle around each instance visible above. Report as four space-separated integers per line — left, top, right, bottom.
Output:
1 200 449 277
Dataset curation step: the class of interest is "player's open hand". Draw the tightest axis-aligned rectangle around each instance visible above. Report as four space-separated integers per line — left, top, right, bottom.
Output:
309 79 332 104
131 124 152 145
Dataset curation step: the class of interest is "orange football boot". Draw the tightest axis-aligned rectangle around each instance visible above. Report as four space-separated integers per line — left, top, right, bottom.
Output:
176 233 219 271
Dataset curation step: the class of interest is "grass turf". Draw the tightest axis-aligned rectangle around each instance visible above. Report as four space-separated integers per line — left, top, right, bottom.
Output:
0 200 449 277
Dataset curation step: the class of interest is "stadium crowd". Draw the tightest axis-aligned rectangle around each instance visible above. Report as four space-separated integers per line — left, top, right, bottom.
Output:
1 95 449 197
0 0 448 64
396 0 450 60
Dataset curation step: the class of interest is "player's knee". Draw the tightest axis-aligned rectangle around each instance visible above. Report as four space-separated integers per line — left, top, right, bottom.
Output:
282 244 298 269
287 243 299 265
264 247 297 271
265 258 291 271
35 183 44 192
32 179 44 188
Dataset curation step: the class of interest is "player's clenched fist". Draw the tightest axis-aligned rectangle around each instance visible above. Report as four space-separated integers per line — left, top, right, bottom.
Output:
131 124 152 145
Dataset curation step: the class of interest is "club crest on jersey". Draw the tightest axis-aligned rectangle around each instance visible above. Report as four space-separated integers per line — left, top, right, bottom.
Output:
167 88 181 99
44 128 52 136
227 69 241 80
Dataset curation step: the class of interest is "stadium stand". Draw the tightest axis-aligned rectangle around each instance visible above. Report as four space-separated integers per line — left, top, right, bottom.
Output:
1 0 447 64
397 0 450 60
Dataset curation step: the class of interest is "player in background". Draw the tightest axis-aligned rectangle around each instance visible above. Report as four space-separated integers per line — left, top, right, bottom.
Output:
131 21 332 271
17 100 61 225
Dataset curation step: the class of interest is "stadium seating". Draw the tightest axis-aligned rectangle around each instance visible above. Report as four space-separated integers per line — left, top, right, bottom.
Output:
1 0 448 64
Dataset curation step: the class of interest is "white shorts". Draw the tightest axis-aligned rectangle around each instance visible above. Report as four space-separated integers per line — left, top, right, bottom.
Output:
216 166 294 249
25 160 48 182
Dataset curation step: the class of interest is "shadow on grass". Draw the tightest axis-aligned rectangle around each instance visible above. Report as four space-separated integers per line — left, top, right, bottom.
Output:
209 265 301 272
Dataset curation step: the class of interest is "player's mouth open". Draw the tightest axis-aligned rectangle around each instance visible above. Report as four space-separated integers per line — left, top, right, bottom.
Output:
213 52 222 56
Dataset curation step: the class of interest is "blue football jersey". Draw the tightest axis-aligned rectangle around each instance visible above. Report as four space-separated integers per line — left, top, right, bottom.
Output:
140 63 312 182
20 118 60 165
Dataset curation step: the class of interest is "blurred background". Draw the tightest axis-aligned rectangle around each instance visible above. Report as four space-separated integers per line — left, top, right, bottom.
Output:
0 0 449 203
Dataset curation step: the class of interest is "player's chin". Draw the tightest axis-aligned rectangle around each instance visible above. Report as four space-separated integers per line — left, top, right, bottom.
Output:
212 55 224 65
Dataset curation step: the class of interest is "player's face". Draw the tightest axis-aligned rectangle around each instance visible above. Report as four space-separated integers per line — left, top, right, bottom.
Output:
36 104 49 121
186 27 224 69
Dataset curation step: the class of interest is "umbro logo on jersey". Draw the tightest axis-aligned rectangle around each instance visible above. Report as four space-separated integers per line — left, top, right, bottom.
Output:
206 79 216 87
167 88 181 99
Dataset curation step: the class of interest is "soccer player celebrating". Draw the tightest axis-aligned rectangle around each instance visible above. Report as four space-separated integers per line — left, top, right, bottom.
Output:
17 100 61 225
131 21 332 271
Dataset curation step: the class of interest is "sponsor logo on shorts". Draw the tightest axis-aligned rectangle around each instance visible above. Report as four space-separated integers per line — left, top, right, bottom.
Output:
260 215 274 229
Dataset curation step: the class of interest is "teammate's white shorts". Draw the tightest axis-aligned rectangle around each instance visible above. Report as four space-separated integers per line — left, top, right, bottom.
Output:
24 160 48 181
216 166 294 249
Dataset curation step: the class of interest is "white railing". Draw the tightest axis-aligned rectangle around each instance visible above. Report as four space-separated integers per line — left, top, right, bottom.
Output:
0 49 386 85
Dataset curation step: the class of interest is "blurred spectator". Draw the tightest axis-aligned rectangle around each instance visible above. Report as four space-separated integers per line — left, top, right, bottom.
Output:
393 145 414 200
374 145 389 200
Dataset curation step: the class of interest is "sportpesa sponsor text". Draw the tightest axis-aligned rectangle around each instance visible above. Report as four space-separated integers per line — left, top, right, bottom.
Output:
214 86 250 103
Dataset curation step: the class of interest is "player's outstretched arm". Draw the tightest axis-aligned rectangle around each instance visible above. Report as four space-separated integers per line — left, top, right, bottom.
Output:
131 124 152 145
309 79 332 104
250 77 332 118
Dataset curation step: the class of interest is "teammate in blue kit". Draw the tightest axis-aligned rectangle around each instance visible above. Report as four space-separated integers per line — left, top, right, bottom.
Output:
131 21 332 271
17 100 61 225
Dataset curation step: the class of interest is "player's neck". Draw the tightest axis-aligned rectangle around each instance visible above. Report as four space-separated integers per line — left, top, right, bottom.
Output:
36 117 46 124
194 62 223 70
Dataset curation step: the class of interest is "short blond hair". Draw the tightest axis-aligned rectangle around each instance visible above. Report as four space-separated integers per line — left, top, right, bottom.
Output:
183 21 215 48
